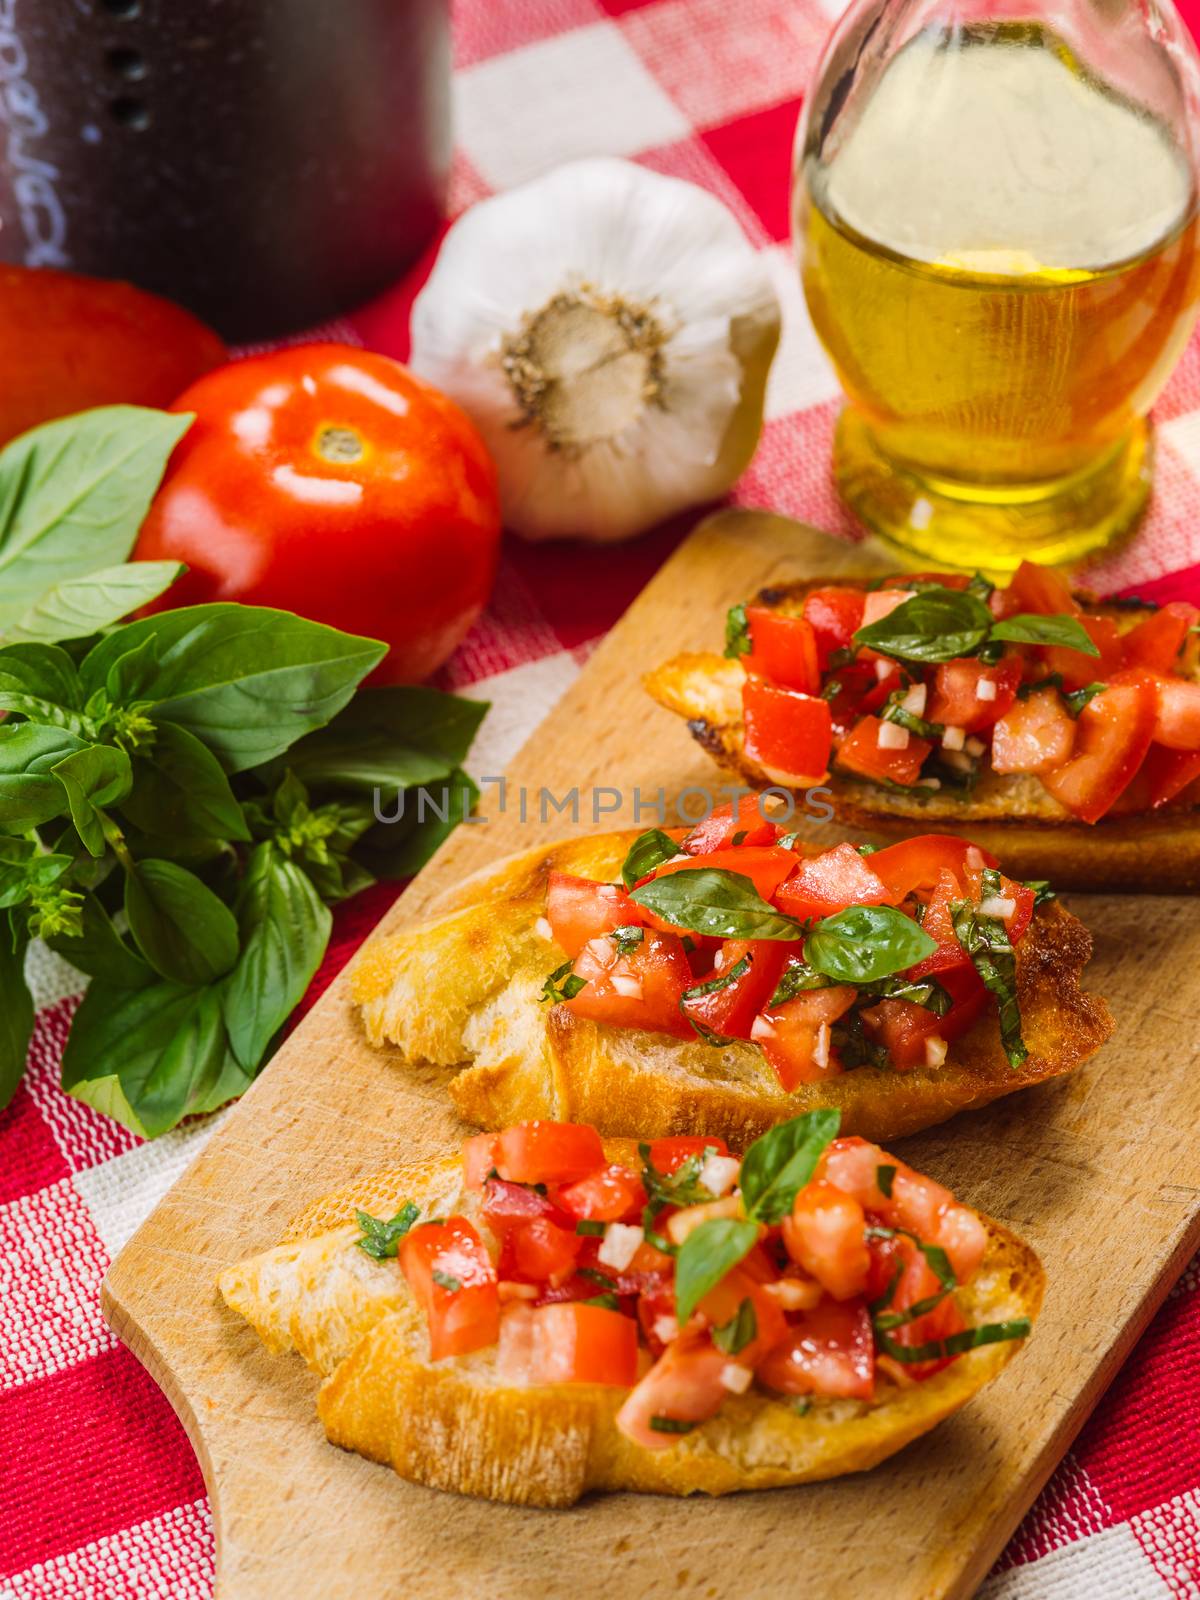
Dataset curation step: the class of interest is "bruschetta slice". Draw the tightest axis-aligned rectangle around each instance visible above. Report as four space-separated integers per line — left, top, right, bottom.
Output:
644 562 1200 891
219 1113 1043 1504
350 818 1110 1146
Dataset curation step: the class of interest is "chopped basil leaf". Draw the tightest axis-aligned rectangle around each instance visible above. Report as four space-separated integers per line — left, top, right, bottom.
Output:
777 830 803 850
876 1164 896 1199
1063 682 1106 717
674 1217 760 1323
820 678 844 702
724 603 751 659
805 904 937 984
826 645 857 671
712 1297 758 1355
1025 879 1056 908
951 898 1028 1068
650 1415 699 1434
683 1014 738 1048
583 1293 622 1311
990 613 1100 654
768 957 836 1006
864 1224 956 1331
681 954 751 1001
639 1142 720 1227
792 1397 813 1416
630 868 807 942
881 690 945 740
578 1266 616 1288
852 587 994 664
730 829 748 847
609 923 645 954
855 973 952 1015
431 1269 462 1292
738 1109 841 1225
575 1219 606 1237
541 959 587 1004
875 1316 1032 1364
856 843 880 856
620 828 680 889
355 1201 419 1260
831 1011 892 1070
966 572 996 603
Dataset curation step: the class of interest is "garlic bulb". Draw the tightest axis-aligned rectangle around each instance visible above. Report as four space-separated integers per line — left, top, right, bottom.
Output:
409 158 781 543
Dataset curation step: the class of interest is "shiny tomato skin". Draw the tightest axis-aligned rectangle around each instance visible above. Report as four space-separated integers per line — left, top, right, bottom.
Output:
904 870 973 979
615 1327 732 1449
647 1135 730 1176
399 1217 500 1361
860 995 944 1070
868 835 997 902
1041 616 1123 691
481 1177 571 1237
926 655 1021 732
836 716 933 787
546 874 642 958
755 1298 875 1400
1039 676 1158 822
556 1165 646 1223
865 1233 966 1380
527 1302 639 1386
802 587 866 670
680 939 790 1042
1144 674 1200 751
510 1215 581 1284
1140 745 1200 808
744 607 821 692
991 687 1076 775
1121 602 1198 672
755 986 857 1091
494 1122 605 1187
742 680 833 780
134 345 501 683
695 1266 788 1366
774 842 890 921
995 560 1081 619
782 1181 870 1300
0 266 226 446
682 795 778 853
565 928 694 1039
462 1131 498 1190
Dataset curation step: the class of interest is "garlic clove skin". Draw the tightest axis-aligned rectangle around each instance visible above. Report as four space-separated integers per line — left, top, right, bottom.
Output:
409 157 781 543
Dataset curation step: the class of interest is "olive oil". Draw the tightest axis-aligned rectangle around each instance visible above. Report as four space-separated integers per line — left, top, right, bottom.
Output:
797 23 1200 569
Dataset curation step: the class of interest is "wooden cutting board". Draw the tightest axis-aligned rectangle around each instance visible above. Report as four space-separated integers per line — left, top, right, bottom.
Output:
103 509 1200 1600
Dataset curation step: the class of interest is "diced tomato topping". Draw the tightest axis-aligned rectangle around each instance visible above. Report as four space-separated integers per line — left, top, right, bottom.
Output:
801 586 866 671
756 1299 875 1401
695 1266 788 1366
836 716 933 787
1041 615 1123 690
1039 675 1158 823
499 1301 640 1387
493 1121 605 1187
926 655 1021 733
994 559 1080 619
509 1215 582 1284
481 1176 571 1238
743 606 821 692
615 1327 732 1449
546 872 643 959
1120 600 1199 672
742 679 833 780
782 1181 870 1300
1139 744 1200 809
859 994 946 1071
681 794 777 854
556 1164 646 1224
860 588 913 628
1143 673 1200 751
991 687 1076 775
462 1131 498 1191
566 928 694 1040
680 939 790 1042
399 1217 500 1361
821 661 879 731
869 835 997 902
753 986 857 1091
774 841 890 921
1003 881 1036 945
865 1232 966 1380
648 845 797 907
904 869 974 979
859 665 905 713
646 1134 730 1176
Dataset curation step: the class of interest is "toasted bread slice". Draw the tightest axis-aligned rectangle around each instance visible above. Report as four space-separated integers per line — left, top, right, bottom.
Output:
219 1146 1044 1504
349 829 1111 1146
644 580 1200 893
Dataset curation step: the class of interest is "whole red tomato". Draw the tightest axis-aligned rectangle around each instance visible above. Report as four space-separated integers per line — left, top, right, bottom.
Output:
134 344 501 682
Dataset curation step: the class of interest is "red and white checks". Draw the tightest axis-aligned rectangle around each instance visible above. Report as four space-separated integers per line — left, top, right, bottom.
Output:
4 0 1200 1594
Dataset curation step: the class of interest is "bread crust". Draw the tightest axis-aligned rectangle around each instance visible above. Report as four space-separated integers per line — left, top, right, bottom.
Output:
349 829 1112 1145
219 1150 1044 1505
643 580 1200 893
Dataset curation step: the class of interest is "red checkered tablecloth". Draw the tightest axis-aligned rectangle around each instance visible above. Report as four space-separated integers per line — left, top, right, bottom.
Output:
4 2 1200 1595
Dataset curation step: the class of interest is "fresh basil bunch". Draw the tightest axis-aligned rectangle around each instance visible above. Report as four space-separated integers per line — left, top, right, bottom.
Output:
853 585 1100 665
0 405 487 1135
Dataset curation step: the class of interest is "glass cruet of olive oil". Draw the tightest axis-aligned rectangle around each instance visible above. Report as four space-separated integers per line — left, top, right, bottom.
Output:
794 0 1200 571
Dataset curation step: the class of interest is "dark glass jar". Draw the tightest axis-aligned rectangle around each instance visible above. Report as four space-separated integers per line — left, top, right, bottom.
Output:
0 0 452 339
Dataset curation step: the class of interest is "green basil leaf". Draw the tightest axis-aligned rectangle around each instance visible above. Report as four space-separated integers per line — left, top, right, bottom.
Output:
674 1217 760 1323
989 614 1100 654
852 587 994 664
541 958 587 1004
45 892 153 987
629 868 805 941
609 924 644 954
0 724 87 829
2 561 185 645
122 721 251 844
0 642 81 707
712 1297 757 1356
805 904 936 983
356 1201 420 1260
724 603 751 659
0 916 33 1109
79 605 387 773
1062 682 1106 718
125 857 240 985
769 958 838 1006
876 1164 896 1199
0 407 192 625
264 685 487 794
874 1316 1031 1364
880 692 944 741
52 743 133 856
738 1109 841 1225
355 767 479 882
951 899 1028 1067
620 828 680 889
680 953 750 1001
221 842 332 1070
